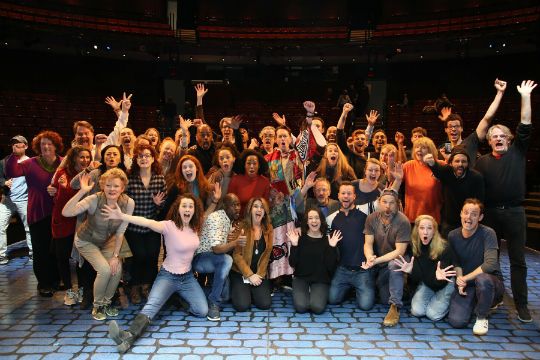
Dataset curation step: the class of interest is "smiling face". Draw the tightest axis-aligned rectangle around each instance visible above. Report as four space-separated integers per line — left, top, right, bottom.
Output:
223 195 241 221
120 128 134 147
313 181 330 206
379 146 395 165
218 149 235 174
74 126 94 148
146 129 159 146
251 199 265 225
326 144 339 167
137 149 154 170
276 129 291 151
353 132 367 151
307 210 321 233
104 147 121 169
178 198 195 226
372 131 387 152
445 120 462 144
414 144 429 162
197 125 213 150
488 127 509 155
326 126 337 142
418 218 435 245
103 178 124 201
461 203 483 234
364 162 381 184
160 141 176 162
338 184 356 210
245 155 259 177
181 159 197 182
40 137 56 157
76 150 92 172
451 154 468 178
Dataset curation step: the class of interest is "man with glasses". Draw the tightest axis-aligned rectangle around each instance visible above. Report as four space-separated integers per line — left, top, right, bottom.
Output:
258 126 276 156
474 80 537 323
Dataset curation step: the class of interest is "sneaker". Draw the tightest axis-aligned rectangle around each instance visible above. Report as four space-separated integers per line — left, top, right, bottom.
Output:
104 305 119 317
516 305 532 323
0 256 8 265
207 303 221 321
38 288 54 297
92 306 106 321
473 318 489 335
383 304 400 327
64 289 78 306
490 299 504 311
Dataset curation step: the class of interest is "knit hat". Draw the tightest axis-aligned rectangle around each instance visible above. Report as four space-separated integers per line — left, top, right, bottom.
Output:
448 144 470 163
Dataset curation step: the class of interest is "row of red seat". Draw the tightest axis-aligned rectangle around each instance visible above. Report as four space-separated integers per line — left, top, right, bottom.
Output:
199 32 347 40
198 25 348 33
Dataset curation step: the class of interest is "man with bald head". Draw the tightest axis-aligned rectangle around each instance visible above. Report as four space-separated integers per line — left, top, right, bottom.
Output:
187 124 215 174
193 194 243 321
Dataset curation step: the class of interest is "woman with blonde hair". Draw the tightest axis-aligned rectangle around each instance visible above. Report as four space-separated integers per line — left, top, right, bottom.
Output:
316 143 356 199
402 137 444 223
394 214 459 321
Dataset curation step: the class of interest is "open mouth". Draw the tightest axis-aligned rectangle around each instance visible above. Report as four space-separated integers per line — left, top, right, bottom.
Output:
123 138 131 145
368 175 377 181
182 213 192 222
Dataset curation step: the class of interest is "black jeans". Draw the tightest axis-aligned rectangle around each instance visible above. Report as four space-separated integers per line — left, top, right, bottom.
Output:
29 216 59 291
483 206 528 306
54 234 75 289
230 271 271 312
292 277 329 314
125 230 162 286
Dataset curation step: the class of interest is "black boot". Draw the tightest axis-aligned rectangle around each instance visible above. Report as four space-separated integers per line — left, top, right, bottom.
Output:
108 313 150 354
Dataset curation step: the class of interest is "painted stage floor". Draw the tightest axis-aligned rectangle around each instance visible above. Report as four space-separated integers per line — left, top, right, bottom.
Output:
1 241 539 360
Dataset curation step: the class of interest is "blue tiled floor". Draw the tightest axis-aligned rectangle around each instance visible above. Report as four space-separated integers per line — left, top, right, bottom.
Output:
1 241 539 359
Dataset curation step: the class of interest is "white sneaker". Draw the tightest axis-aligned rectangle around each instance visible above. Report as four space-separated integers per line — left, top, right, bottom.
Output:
473 318 489 335
64 288 78 306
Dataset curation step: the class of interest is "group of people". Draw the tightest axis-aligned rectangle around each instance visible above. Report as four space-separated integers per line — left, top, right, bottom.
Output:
0 79 536 354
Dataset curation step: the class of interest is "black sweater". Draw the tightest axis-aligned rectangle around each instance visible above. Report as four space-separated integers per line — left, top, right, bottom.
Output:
409 243 460 291
289 234 338 284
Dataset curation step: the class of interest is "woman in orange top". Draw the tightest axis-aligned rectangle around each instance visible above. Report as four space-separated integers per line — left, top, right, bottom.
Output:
402 137 444 224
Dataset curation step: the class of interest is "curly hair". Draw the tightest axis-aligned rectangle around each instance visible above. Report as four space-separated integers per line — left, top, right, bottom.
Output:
175 155 212 203
237 149 269 176
301 207 329 236
316 143 357 183
166 193 204 234
32 130 64 155
240 197 271 233
98 145 127 173
411 215 447 260
212 142 239 168
130 144 162 176
58 146 91 177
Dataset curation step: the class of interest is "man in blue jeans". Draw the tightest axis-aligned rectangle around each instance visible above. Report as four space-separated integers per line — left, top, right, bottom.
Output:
193 194 242 321
327 181 373 310
362 189 411 327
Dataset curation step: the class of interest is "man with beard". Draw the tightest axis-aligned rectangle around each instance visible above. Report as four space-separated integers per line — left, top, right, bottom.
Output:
336 103 377 177
187 124 215 175
295 174 340 221
474 80 536 323
439 79 507 165
327 182 373 310
193 194 243 321
361 189 411 327
424 145 485 238
326 126 337 143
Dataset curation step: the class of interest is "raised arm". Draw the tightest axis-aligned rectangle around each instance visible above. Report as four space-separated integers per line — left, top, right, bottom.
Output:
195 83 207 124
517 80 537 125
475 79 506 140
364 110 380 144
101 203 164 234
337 103 354 130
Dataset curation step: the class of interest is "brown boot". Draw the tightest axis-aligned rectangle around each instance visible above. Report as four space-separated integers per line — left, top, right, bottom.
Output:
383 304 400 327
130 285 142 305
141 284 152 300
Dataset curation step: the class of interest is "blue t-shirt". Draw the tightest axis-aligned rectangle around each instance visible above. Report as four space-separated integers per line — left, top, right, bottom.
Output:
327 207 368 266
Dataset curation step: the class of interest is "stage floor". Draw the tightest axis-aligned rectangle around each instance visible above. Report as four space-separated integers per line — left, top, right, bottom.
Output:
1 241 539 360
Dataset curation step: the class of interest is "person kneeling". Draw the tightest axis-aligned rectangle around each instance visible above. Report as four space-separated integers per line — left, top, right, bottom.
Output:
103 194 208 353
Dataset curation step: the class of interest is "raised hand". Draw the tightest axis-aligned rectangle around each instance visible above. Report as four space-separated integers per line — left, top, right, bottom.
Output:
328 230 343 247
152 191 165 206
195 83 208 98
179 115 192 130
303 171 317 190
249 138 259 149
272 113 286 127
58 174 68 188
105 96 121 112
365 110 380 126
423 153 435 166
286 229 300 246
517 80 537 96
303 101 316 114
394 131 405 146
101 203 123 220
342 103 354 113
94 134 108 147
438 106 452 122
494 78 507 92
229 115 243 130
212 182 222 203
88 161 101 171
393 255 414 274
121 92 133 113
389 161 403 181
79 172 94 193
435 261 457 282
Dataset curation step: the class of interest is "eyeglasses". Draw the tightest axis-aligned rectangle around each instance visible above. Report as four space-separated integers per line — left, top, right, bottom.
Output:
491 134 507 139
138 154 152 159
446 125 461 130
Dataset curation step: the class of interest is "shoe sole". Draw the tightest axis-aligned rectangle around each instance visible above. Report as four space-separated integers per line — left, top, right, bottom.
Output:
517 316 532 323
473 329 488 335
93 315 106 321
207 316 220 321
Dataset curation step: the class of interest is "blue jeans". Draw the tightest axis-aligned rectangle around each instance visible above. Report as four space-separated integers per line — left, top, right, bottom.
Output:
376 258 408 307
411 281 455 321
192 252 233 306
141 267 208 320
328 265 375 310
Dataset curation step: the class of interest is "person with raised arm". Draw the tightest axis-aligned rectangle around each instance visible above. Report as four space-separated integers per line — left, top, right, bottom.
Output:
474 79 536 323
315 143 357 200
294 173 340 222
394 214 459 321
207 143 239 209
287 208 340 314
103 193 208 353
62 169 134 320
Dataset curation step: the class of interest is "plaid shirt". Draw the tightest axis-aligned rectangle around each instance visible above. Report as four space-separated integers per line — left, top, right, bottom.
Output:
126 173 167 233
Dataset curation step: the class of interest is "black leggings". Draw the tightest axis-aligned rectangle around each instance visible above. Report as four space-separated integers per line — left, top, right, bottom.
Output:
230 271 271 312
29 216 59 290
54 234 75 289
292 277 330 315
125 230 162 286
